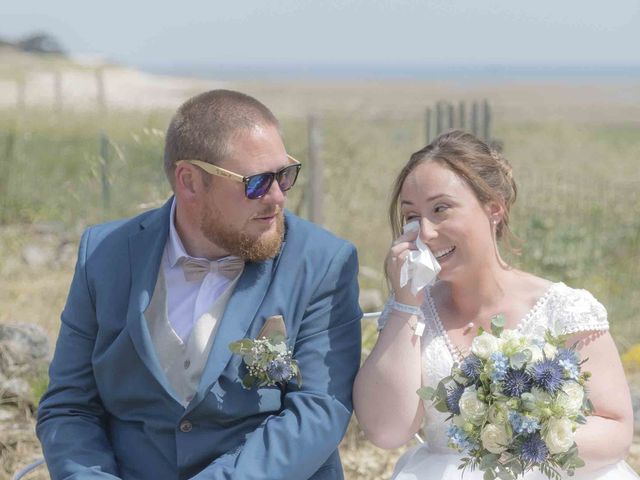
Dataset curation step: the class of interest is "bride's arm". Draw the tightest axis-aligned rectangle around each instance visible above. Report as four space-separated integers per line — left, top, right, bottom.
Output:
571 330 634 470
353 309 425 449
353 228 426 449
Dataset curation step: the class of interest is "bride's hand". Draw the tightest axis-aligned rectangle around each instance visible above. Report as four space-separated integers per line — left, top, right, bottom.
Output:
385 228 424 307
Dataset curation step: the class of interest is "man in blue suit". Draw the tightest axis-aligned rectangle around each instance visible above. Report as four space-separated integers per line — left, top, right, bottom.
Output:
37 90 362 479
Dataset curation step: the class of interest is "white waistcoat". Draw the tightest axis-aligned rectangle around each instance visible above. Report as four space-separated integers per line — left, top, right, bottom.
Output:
144 267 238 406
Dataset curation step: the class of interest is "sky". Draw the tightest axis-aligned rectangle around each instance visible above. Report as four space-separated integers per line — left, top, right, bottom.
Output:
2 0 640 71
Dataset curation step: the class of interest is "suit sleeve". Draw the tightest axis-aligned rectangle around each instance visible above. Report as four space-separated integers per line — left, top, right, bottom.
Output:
36 228 122 479
190 242 363 480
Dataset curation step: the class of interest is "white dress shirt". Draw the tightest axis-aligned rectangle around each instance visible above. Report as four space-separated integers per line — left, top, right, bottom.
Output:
163 199 243 342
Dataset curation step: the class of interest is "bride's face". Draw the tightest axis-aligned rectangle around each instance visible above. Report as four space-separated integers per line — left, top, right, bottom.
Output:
399 160 497 281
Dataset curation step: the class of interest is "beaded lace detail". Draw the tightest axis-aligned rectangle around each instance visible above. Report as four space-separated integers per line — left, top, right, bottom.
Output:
379 282 609 453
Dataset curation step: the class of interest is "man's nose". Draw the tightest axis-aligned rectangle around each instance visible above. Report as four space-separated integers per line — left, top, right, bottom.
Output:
261 178 286 204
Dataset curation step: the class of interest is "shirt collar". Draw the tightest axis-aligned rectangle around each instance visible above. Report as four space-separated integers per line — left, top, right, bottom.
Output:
167 197 189 268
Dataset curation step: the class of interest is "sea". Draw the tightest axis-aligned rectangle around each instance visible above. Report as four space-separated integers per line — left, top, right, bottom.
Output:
139 63 640 84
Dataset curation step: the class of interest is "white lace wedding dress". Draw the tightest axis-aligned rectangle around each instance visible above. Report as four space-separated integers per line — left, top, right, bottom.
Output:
378 282 639 480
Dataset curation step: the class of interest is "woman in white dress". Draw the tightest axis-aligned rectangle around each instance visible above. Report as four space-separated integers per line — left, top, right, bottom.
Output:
353 130 638 479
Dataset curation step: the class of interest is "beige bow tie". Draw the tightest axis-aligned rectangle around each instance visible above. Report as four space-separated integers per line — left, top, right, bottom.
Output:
180 256 245 282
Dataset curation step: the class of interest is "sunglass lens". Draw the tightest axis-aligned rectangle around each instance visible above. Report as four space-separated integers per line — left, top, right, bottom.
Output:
246 174 273 199
277 165 300 192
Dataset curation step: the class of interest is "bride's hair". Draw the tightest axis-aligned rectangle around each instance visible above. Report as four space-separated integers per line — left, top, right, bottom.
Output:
389 129 519 251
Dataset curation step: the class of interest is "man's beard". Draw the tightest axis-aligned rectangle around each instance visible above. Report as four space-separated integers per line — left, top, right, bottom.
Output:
200 204 285 262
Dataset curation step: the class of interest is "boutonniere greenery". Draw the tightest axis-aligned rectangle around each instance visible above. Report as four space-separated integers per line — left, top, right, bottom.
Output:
229 331 302 389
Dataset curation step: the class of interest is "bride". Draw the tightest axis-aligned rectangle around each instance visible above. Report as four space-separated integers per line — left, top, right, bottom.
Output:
353 130 638 479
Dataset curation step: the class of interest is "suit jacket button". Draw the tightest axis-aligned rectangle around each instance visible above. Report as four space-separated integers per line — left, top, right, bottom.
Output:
179 420 193 433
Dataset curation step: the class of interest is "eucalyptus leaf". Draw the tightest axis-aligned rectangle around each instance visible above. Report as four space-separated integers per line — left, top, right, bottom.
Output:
267 331 286 344
491 314 506 336
497 469 514 480
244 351 258 366
417 386 436 401
434 398 450 413
229 339 253 353
480 453 499 468
242 374 257 389
269 342 288 354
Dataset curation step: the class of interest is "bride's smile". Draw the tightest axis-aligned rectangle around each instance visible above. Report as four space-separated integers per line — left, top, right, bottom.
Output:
433 245 456 260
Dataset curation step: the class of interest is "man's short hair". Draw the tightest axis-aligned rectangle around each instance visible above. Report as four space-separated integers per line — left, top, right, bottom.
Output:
163 89 280 190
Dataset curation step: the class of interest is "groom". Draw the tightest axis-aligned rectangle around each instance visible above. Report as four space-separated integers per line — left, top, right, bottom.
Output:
37 90 362 479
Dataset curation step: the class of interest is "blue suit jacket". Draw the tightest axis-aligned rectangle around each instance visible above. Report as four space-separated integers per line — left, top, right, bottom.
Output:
37 199 362 480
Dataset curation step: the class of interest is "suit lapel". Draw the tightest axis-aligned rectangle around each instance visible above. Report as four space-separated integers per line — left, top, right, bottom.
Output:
126 198 177 398
192 257 276 405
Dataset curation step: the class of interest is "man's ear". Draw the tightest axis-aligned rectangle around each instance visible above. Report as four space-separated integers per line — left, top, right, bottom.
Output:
175 163 197 196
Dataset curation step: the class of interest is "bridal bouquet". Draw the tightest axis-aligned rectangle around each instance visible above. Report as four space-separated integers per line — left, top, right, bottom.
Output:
418 316 592 480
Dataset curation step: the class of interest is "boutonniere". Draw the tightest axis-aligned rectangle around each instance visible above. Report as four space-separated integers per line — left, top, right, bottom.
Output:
229 315 302 389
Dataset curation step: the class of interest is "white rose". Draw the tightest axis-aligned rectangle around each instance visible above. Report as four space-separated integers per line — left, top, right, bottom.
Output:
471 332 502 359
526 343 542 363
500 329 521 342
544 418 575 454
459 387 488 424
488 402 509 426
500 330 525 355
543 343 557 359
481 423 510 454
556 382 585 416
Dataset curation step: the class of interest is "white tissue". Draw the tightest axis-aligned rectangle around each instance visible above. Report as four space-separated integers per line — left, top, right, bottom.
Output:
399 221 441 295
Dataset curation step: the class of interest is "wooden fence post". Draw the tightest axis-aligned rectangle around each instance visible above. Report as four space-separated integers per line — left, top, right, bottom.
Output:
99 131 111 212
307 114 324 225
458 101 466 130
0 130 15 222
471 101 480 136
436 101 445 136
482 99 492 142
447 102 455 130
425 107 433 144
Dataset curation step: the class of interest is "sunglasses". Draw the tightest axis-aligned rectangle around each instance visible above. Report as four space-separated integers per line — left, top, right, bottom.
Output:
178 155 301 200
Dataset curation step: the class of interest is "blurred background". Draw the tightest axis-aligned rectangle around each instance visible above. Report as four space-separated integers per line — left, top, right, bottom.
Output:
1 1 639 478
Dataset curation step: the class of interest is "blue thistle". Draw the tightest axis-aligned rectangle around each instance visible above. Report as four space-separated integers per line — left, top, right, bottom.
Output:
446 383 465 415
502 368 532 397
520 433 549 464
490 352 509 381
266 358 293 383
530 359 564 394
461 354 483 382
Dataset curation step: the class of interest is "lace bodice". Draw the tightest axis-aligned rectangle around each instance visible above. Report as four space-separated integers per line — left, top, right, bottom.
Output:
378 282 609 453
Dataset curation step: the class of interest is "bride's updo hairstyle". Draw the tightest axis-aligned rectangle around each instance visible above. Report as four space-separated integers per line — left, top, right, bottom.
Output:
389 129 518 250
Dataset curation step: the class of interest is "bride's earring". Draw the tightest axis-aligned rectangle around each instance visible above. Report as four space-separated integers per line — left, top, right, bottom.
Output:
463 322 474 334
